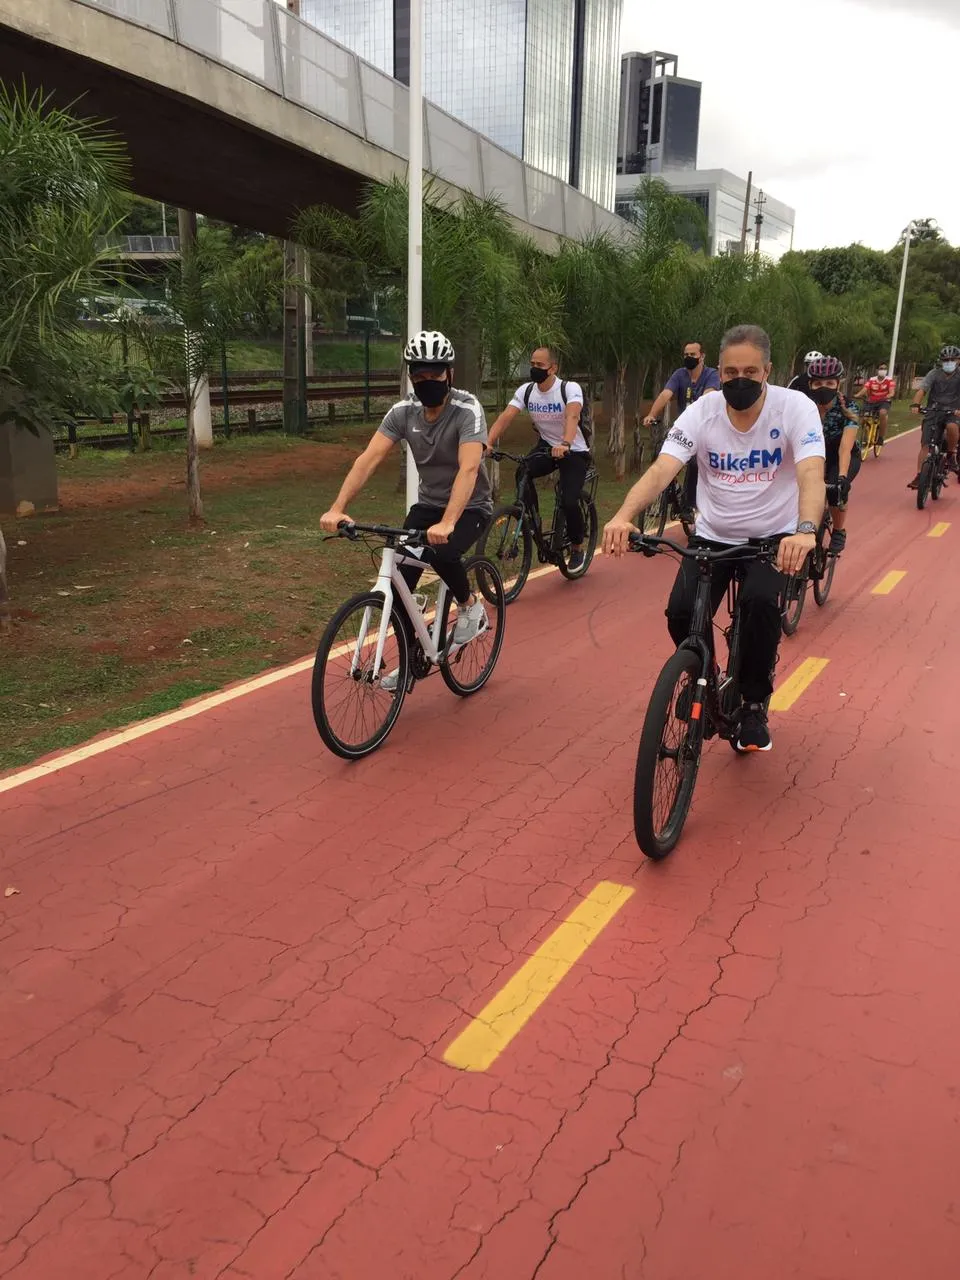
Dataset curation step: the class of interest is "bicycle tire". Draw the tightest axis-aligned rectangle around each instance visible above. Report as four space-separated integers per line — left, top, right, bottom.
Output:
479 505 532 604
656 487 671 538
440 556 506 696
640 491 666 535
916 457 933 510
312 591 410 759
873 431 883 459
781 574 806 636
813 548 836 607
633 648 705 860
558 498 599 580
932 457 945 501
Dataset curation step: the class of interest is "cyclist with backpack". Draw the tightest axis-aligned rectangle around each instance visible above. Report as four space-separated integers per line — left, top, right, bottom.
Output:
486 346 592 569
643 341 722 527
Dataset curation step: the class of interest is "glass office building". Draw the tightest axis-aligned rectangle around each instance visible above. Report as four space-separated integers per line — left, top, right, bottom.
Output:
615 168 795 261
300 0 623 209
617 51 701 177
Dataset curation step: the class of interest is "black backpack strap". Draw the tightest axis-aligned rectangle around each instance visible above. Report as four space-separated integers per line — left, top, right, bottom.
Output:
559 380 568 404
523 381 534 409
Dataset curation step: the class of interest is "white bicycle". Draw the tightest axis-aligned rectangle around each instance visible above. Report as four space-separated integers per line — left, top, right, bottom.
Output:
312 521 506 759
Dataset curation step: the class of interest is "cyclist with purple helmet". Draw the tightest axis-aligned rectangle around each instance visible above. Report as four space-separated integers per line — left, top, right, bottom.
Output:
803 355 859 552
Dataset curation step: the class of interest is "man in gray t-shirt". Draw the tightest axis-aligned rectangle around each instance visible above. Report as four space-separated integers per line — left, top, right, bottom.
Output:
320 330 491 660
908 344 960 488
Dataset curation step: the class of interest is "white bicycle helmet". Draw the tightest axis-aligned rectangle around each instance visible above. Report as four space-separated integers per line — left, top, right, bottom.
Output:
403 330 455 364
804 350 824 364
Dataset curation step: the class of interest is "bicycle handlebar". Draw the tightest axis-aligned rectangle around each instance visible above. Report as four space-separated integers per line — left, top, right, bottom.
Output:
336 520 426 546
487 449 543 465
627 532 780 561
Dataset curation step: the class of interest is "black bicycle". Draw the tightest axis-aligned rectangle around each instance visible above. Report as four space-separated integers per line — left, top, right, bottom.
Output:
640 421 695 538
627 533 781 860
915 404 954 510
780 482 844 636
480 449 599 603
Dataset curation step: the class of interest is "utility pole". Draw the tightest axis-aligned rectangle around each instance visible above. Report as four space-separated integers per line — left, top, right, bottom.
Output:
738 170 752 255
889 220 918 387
282 0 307 433
405 0 424 510
753 189 767 257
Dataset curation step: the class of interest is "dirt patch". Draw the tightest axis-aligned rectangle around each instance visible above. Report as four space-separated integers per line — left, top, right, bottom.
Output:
58 439 362 510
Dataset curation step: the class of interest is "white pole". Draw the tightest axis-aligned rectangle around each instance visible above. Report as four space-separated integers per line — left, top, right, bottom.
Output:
405 0 424 512
889 221 913 383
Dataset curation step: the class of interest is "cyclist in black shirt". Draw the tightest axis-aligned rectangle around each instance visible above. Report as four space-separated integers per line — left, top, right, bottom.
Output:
804 356 859 552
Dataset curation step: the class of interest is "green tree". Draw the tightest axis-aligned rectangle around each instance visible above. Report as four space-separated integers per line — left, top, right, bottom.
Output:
0 82 129 435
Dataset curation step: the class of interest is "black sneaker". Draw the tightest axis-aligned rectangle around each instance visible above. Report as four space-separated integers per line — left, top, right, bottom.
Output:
907 475 920 490
567 547 585 571
736 703 772 753
829 528 847 554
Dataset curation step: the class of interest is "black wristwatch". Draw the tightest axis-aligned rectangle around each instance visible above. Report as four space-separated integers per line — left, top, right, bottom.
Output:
796 521 817 535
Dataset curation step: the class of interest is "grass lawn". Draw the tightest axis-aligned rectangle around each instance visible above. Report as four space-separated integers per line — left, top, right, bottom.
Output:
0 400 919 772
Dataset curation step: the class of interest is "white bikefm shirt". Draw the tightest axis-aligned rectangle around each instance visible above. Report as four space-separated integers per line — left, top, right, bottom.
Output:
510 378 588 452
659 384 825 544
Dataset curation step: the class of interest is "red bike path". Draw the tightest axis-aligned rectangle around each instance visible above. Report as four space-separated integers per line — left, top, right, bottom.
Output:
3 428 960 1279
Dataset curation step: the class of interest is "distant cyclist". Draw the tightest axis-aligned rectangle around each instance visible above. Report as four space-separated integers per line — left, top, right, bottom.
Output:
643 341 721 524
320 330 491 687
787 350 824 395
908 344 960 490
856 361 897 446
805 356 859 552
487 346 589 569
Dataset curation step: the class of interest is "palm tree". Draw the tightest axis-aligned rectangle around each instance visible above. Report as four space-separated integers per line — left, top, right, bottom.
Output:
0 82 129 438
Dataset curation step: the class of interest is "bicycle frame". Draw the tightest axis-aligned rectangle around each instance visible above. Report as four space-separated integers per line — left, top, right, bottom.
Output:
678 557 746 736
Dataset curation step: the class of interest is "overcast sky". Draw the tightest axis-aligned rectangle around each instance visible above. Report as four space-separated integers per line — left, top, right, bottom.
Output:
620 0 958 251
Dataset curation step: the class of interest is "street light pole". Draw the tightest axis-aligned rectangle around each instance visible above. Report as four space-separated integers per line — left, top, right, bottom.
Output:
405 0 424 512
889 220 915 385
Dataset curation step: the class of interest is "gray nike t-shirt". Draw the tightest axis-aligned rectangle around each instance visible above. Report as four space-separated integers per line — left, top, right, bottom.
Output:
378 389 492 513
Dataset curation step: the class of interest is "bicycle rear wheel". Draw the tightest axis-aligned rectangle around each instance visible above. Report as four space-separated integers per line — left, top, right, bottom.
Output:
917 456 933 509
633 648 704 860
479 505 532 604
312 592 410 759
640 491 667 535
780 574 806 636
557 498 599 579
440 556 506 696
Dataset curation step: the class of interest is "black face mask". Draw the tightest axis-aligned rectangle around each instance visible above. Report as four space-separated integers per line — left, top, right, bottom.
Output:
529 366 551 384
413 378 448 408
682 356 700 370
722 377 764 411
808 386 836 406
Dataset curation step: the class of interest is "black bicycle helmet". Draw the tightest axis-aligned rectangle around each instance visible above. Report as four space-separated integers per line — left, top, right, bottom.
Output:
939 344 960 362
807 355 844 379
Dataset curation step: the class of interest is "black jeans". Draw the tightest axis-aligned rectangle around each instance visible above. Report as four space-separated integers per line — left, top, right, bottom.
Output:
521 443 590 544
398 503 487 607
665 539 786 703
824 441 861 489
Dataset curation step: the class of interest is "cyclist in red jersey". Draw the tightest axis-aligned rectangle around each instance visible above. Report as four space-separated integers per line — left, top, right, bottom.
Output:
856 362 896 446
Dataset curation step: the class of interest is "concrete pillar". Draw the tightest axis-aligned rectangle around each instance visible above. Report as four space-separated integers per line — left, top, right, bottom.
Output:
177 208 214 449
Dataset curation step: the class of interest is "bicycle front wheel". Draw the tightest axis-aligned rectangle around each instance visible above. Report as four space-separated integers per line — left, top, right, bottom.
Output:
557 499 599 580
312 592 410 759
640 491 667 535
633 648 705 860
917 457 933 509
813 546 836 607
440 556 506 696
781 574 806 636
479 505 532 604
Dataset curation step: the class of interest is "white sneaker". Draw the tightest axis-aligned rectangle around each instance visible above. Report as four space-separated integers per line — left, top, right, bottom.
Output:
380 668 401 692
453 599 488 646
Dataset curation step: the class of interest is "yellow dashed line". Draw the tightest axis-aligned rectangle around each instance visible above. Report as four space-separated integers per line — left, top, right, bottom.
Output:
928 523 950 538
769 657 830 712
443 881 635 1071
871 570 907 596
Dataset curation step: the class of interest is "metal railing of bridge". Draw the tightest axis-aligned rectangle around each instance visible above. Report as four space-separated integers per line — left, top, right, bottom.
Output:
73 0 627 242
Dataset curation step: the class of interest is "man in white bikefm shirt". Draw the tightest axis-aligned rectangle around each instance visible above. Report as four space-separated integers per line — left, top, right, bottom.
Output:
604 324 826 753
487 346 590 568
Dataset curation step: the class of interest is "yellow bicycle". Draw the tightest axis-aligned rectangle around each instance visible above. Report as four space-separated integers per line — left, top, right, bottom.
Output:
859 404 884 457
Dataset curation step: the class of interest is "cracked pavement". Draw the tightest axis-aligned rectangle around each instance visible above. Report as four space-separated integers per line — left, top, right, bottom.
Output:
3 434 960 1278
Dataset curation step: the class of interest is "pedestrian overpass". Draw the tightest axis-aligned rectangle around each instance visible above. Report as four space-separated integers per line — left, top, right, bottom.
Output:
1 0 626 248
